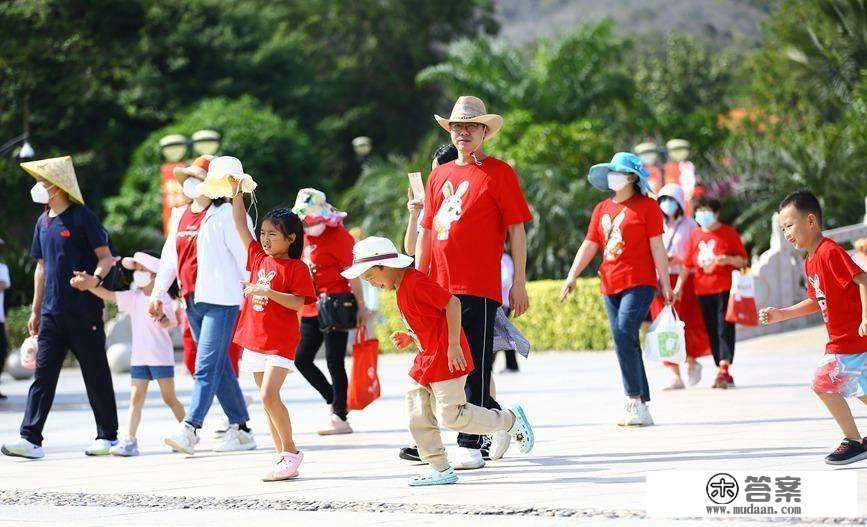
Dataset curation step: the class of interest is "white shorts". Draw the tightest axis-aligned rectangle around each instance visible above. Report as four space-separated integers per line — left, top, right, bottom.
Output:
240 349 295 373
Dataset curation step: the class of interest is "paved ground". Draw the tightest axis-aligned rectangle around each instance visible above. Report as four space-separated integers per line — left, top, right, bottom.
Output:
1 324 867 526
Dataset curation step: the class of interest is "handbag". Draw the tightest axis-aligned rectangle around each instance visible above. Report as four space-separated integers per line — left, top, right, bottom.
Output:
644 305 687 364
316 293 358 333
347 327 381 410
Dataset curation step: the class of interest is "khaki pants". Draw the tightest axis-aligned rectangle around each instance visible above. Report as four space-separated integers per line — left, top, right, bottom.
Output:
405 375 514 472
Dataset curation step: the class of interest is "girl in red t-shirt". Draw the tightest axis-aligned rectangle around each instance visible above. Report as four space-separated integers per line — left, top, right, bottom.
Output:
560 152 673 427
678 196 748 389
231 185 316 481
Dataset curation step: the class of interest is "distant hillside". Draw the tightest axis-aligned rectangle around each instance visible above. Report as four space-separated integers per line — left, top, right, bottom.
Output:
494 0 772 47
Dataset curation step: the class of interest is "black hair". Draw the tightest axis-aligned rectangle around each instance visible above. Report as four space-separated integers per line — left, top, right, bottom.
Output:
694 196 722 213
262 208 304 258
433 143 458 166
779 189 823 225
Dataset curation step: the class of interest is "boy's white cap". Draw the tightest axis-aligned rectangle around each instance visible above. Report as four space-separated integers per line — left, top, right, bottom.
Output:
121 251 161 274
341 236 414 279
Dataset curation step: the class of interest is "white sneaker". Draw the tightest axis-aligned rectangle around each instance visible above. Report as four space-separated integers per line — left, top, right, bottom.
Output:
452 447 485 470
214 424 257 452
85 438 119 456
317 414 353 436
662 377 685 391
488 430 510 460
617 400 654 427
165 422 197 455
213 416 230 439
1 438 44 459
687 361 703 386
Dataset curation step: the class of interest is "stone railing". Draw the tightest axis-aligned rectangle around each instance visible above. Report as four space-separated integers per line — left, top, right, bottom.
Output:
738 196 867 340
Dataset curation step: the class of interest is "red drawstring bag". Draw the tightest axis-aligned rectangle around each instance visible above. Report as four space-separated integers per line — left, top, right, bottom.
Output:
347 327 381 410
725 270 759 327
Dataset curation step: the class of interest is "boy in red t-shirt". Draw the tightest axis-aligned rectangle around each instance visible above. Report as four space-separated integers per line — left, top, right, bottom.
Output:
342 236 534 486
761 190 867 465
680 196 748 389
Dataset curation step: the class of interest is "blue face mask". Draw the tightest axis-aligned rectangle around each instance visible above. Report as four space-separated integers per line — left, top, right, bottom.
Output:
659 199 679 217
695 210 717 228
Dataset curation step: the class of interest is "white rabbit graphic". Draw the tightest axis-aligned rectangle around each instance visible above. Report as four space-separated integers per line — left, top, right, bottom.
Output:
808 273 828 322
252 269 276 312
601 212 626 261
697 239 717 272
433 180 469 240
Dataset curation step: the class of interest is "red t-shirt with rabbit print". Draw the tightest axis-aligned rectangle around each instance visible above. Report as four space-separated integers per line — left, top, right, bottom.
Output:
585 195 665 296
683 224 748 296
233 242 317 359
420 157 532 303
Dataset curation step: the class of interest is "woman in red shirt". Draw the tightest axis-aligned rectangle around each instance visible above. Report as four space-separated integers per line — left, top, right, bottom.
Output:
291 189 367 435
560 152 673 427
679 196 748 389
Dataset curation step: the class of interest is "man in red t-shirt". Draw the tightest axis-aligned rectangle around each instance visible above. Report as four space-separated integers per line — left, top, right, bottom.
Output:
761 190 867 466
415 96 532 469
342 236 534 486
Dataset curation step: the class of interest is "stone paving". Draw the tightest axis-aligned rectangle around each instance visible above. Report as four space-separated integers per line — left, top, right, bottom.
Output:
1 324 867 526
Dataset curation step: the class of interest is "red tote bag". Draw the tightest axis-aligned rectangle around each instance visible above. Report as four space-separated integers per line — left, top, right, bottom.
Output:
347 327 381 410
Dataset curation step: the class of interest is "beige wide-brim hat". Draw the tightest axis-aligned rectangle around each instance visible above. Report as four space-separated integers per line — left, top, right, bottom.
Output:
434 96 503 139
20 156 84 205
173 154 213 186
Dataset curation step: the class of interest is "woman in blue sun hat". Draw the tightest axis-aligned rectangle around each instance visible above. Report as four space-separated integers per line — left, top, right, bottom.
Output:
560 152 673 427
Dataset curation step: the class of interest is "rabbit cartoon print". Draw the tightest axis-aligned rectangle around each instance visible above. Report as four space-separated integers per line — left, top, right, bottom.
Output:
433 180 469 240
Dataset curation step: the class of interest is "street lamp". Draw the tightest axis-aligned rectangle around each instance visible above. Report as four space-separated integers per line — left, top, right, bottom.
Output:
191 130 221 155
158 130 222 162
0 133 35 159
352 136 372 158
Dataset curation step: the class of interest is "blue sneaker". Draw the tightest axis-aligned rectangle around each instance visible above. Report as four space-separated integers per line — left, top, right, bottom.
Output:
508 404 534 454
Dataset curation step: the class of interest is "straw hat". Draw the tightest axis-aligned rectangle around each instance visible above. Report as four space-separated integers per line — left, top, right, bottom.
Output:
341 236 414 280
173 155 213 186
20 156 84 204
121 251 161 274
434 96 503 139
196 156 256 199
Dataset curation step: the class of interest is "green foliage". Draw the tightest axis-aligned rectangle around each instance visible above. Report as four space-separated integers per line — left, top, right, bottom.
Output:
6 305 31 349
373 278 612 352
2 247 37 311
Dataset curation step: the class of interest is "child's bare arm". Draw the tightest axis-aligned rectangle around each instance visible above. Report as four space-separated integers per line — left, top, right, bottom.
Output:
759 298 819 325
70 271 117 303
241 280 305 311
444 296 468 373
231 183 254 249
855 273 867 336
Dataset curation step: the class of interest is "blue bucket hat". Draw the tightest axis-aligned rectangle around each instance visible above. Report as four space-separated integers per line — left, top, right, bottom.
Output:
587 152 650 193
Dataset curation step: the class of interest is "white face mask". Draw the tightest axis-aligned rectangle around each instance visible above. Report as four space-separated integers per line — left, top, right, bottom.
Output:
304 223 327 237
132 270 153 288
183 178 202 199
30 183 54 204
607 172 631 192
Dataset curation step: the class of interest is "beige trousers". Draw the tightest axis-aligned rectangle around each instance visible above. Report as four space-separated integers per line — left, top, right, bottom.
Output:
405 375 514 472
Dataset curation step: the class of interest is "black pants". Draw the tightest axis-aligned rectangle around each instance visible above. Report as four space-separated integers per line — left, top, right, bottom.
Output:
496 307 519 371
20 312 118 446
697 291 736 366
0 322 7 384
295 316 349 420
457 295 501 449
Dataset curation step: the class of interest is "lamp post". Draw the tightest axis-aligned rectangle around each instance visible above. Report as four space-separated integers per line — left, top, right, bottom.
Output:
352 136 372 168
158 130 222 233
0 133 35 159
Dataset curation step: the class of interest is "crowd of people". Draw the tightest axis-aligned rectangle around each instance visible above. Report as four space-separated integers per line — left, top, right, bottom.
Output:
1 93 867 480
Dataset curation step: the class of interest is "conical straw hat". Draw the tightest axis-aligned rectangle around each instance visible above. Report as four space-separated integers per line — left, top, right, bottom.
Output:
20 156 84 204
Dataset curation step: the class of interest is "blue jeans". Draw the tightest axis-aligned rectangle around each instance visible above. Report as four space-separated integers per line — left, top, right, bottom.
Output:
603 285 655 403
184 294 248 428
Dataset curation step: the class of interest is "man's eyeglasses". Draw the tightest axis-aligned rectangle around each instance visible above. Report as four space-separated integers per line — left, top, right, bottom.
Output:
449 122 483 133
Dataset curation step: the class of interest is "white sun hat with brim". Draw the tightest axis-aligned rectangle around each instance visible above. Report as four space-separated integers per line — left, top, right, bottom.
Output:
197 155 257 199
434 96 503 139
121 251 161 274
341 236 414 280
658 183 686 211
20 156 84 205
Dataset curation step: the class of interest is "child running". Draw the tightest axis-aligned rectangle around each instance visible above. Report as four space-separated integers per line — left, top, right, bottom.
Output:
760 190 867 465
230 181 316 481
71 251 185 456
341 236 533 486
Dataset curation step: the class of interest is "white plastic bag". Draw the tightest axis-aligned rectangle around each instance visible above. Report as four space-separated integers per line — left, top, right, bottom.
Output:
20 336 38 369
644 305 686 363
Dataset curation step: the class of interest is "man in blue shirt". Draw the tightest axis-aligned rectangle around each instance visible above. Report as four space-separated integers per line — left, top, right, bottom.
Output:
1 156 119 459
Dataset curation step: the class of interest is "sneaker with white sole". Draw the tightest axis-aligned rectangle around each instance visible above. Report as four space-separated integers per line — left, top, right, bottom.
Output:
617 399 654 427
687 361 702 386
662 377 685 391
165 422 197 454
317 414 353 436
213 416 230 439
109 437 139 457
214 424 256 452
1 438 44 459
85 438 119 456
451 447 485 470
488 430 511 460
263 451 303 481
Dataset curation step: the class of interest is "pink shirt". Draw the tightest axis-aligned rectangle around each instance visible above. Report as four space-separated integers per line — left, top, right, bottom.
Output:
115 289 177 366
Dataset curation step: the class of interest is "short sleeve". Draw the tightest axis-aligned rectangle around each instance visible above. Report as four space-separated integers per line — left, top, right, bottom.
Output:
413 274 452 311
247 241 266 272
585 203 603 245
827 244 864 289
494 164 532 226
727 227 748 258
644 201 665 238
334 228 355 268
80 207 110 251
30 219 43 260
419 167 439 230
115 290 134 313
290 261 317 305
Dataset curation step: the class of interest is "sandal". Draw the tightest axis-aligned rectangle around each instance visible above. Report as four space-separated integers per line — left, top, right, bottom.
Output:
409 467 458 486
509 404 535 454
